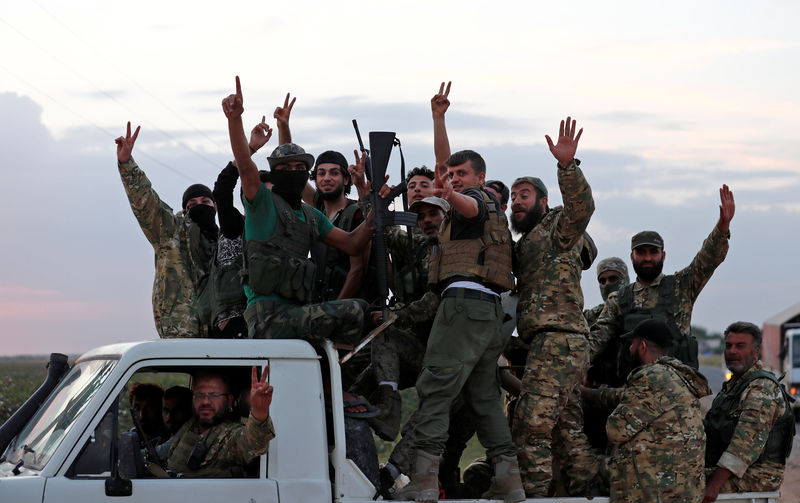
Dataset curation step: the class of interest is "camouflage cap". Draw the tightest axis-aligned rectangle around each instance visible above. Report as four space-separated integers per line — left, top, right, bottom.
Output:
597 257 629 281
621 318 673 349
631 230 664 250
511 176 548 197
410 196 451 213
267 143 315 170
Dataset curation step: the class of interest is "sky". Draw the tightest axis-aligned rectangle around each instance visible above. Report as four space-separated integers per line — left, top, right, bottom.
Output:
0 0 798 355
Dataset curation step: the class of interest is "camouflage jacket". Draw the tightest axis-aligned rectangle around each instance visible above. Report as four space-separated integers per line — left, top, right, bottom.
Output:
607 356 711 502
167 414 275 477
386 225 430 305
514 161 594 341
118 158 215 338
710 360 787 482
588 226 729 358
583 302 604 327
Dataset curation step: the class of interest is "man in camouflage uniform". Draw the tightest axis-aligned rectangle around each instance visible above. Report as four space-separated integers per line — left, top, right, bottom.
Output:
582 257 630 451
116 122 216 338
222 79 374 345
607 318 711 502
584 257 629 327
703 321 795 502
167 366 274 477
509 117 598 497
588 185 735 373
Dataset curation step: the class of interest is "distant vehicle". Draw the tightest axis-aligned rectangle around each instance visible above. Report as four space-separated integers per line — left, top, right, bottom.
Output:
784 326 800 420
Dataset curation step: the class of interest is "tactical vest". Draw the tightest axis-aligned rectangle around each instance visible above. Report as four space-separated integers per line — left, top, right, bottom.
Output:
242 194 319 304
167 418 243 477
704 369 795 467
194 239 247 327
617 276 699 369
393 239 430 305
428 188 514 292
310 201 378 303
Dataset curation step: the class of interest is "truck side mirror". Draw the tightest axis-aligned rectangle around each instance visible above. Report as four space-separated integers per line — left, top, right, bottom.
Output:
104 396 133 497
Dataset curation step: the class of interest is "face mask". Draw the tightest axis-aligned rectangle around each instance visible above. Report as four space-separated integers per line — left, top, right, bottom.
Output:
600 281 623 302
188 204 217 232
271 170 309 208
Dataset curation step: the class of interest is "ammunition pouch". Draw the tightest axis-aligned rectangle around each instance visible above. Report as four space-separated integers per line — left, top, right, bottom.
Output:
245 240 316 305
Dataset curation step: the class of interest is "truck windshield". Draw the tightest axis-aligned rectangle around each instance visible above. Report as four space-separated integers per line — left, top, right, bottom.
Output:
4 358 116 471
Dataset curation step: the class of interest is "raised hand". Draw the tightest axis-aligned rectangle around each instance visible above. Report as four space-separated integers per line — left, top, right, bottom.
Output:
433 163 454 201
717 184 735 234
431 81 451 119
273 93 295 128
545 117 583 167
221 76 244 119
249 365 274 422
348 149 369 197
433 161 448 190
115 121 140 163
249 115 273 153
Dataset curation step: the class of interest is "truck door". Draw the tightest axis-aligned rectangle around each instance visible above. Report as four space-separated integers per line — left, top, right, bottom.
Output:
42 362 279 503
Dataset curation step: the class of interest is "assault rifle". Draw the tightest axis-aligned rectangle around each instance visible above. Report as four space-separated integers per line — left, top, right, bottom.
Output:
340 121 417 364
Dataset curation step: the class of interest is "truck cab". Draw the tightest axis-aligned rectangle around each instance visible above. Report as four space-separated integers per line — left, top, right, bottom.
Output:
0 339 782 503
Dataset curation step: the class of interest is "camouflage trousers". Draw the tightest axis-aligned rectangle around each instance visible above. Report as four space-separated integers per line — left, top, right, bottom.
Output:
512 331 597 497
244 298 367 346
372 325 427 385
412 293 515 458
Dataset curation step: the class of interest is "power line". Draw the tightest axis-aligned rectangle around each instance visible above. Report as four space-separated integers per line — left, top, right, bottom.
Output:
29 0 225 154
0 61 193 182
0 14 220 177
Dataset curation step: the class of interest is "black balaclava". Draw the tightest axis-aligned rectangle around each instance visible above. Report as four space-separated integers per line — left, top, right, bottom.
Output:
271 170 308 209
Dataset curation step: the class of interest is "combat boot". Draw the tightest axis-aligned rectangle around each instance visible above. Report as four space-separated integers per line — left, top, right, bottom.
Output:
369 384 401 441
481 454 526 503
391 449 439 502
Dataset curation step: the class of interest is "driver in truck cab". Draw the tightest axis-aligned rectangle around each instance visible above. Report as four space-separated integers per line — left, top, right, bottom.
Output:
165 367 274 477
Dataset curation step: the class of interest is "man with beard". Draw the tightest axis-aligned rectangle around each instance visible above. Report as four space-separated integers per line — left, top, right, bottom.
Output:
606 318 711 502
221 77 374 344
308 150 375 302
588 185 735 373
703 321 794 501
509 118 599 497
166 367 275 477
116 122 218 338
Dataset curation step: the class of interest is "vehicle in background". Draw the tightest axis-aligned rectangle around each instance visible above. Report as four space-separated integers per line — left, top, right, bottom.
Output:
761 302 800 421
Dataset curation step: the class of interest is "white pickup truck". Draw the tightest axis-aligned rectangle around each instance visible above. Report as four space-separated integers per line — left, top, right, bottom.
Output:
0 339 781 502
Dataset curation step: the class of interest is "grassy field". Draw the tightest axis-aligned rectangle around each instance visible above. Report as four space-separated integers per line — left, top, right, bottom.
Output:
0 359 49 424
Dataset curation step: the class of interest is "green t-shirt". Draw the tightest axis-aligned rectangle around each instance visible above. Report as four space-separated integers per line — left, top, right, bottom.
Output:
243 185 333 305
